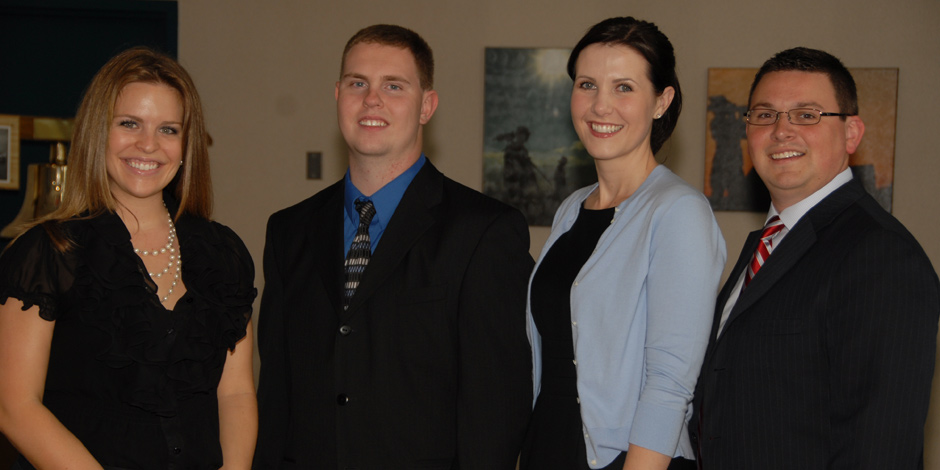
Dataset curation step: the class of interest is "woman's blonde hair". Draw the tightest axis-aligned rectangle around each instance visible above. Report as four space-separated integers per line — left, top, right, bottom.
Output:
37 46 212 250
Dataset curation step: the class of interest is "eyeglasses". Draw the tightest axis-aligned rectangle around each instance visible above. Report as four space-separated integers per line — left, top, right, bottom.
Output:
745 107 855 126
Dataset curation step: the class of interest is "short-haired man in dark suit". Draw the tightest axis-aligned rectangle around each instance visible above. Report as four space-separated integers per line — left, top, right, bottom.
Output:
692 47 940 470
253 24 533 470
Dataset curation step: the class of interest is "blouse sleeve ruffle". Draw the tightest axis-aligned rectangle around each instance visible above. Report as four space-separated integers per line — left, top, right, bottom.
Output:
177 217 257 350
0 224 76 320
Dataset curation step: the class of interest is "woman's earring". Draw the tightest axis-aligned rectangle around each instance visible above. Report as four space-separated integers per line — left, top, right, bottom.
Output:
654 113 662 119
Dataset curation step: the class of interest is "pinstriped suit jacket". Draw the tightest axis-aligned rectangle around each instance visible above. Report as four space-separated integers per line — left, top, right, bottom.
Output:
692 179 940 470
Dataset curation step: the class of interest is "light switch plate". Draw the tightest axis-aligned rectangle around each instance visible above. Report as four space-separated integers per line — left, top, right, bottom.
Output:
306 152 322 179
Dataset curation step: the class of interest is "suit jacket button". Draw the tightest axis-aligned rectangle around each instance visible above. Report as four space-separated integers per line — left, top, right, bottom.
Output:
337 394 349 405
339 325 352 335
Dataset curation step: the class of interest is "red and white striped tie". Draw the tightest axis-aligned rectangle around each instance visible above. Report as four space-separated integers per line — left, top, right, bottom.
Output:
744 216 785 287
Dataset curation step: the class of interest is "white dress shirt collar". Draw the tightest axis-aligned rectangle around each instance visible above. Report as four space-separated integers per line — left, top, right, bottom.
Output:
767 167 854 232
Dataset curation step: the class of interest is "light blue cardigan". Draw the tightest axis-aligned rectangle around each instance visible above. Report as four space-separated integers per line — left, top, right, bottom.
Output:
526 165 726 468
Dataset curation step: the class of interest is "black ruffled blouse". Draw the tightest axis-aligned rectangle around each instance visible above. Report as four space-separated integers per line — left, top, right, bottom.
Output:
0 208 256 469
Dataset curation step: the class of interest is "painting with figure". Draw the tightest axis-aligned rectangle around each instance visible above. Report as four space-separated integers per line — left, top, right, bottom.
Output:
705 68 898 212
483 47 597 226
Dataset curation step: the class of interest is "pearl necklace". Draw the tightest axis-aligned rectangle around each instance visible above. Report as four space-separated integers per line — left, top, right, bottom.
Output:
133 210 181 303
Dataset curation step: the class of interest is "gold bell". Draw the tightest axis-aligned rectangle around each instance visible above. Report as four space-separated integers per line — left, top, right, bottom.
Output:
0 142 68 239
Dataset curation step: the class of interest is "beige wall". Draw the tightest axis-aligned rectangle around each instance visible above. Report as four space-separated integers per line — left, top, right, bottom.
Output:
179 0 940 464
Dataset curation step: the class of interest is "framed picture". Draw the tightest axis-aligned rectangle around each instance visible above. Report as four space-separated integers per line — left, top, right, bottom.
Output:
483 47 597 226
704 68 898 212
0 115 20 190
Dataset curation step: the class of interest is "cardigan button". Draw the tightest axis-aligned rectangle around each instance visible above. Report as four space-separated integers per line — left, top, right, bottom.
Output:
339 325 352 336
337 394 349 405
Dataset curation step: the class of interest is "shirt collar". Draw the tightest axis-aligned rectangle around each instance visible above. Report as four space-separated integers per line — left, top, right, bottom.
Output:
768 167 853 229
344 154 427 229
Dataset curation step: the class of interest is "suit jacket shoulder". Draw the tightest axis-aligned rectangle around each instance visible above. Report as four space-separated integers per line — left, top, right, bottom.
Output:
268 179 344 229
798 179 935 277
415 162 525 221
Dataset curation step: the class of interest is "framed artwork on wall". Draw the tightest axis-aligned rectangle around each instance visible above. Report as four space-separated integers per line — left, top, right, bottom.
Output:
0 115 20 190
704 68 898 212
483 47 597 227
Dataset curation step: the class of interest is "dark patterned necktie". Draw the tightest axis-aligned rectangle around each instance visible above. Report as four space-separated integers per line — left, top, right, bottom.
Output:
344 199 375 310
744 216 785 287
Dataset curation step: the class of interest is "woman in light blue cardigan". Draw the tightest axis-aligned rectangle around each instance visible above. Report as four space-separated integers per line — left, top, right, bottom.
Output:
519 17 726 470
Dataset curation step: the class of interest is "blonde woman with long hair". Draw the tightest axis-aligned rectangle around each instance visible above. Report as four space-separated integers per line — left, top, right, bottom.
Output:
0 47 257 470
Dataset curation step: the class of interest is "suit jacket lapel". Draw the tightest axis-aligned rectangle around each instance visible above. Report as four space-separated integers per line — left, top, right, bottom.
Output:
307 183 346 317
727 221 817 318
707 229 761 345
719 179 867 333
340 162 442 319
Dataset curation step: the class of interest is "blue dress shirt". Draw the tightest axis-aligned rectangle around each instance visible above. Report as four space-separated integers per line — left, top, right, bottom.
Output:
343 155 426 256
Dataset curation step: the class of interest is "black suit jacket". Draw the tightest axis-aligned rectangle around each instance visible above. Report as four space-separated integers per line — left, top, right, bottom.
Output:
692 179 939 470
253 162 534 470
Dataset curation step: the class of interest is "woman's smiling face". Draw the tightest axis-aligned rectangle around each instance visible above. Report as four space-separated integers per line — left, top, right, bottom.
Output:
106 81 184 206
570 43 671 163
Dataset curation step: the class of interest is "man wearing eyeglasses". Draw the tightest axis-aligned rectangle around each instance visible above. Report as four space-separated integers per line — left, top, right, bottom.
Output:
691 47 939 470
